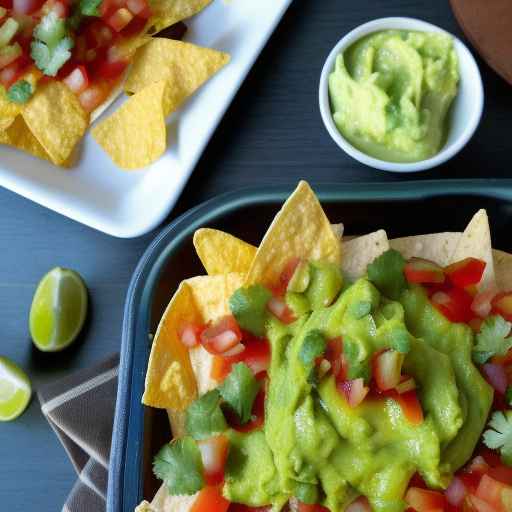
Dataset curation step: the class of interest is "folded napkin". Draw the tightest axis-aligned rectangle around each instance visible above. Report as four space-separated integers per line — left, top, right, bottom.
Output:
38 355 119 512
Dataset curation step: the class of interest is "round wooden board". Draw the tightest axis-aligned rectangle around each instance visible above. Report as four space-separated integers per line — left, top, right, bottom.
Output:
450 0 512 85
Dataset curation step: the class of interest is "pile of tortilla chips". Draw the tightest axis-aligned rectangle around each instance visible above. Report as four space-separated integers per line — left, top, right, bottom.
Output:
0 0 229 170
137 181 512 512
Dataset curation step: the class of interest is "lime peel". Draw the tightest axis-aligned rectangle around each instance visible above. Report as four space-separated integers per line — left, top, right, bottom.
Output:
0 357 32 421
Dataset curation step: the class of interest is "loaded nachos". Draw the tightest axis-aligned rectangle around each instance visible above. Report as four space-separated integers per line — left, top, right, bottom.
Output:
139 181 512 512
0 0 229 168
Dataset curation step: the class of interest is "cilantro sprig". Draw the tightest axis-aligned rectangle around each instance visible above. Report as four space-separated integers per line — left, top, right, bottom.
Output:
219 362 260 424
185 389 227 440
153 437 204 495
367 249 407 300
473 315 512 365
483 411 512 466
299 329 326 366
7 80 32 104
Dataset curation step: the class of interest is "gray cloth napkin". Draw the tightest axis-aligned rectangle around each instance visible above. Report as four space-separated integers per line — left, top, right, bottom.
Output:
38 355 119 512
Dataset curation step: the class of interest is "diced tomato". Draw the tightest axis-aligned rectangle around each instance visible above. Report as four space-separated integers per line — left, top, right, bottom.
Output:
472 288 498 319
492 292 512 322
405 487 446 512
126 0 149 16
396 375 416 394
97 57 127 80
373 350 403 391
476 474 512 511
106 7 133 32
446 476 468 507
197 435 229 486
200 315 242 355
62 65 89 94
482 363 507 394
468 455 491 476
0 0 12 9
445 258 486 289
288 498 329 512
190 486 230 512
488 466 512 486
228 506 271 512
276 257 301 296
390 389 423 425
469 317 484 333
226 385 265 433
467 494 496 512
178 323 202 348
493 348 512 366
0 55 30 88
82 20 116 50
78 82 109 112
345 496 372 512
12 0 44 14
431 286 474 323
325 337 343 378
267 296 296 324
404 257 445 285
118 13 147 36
337 378 369 408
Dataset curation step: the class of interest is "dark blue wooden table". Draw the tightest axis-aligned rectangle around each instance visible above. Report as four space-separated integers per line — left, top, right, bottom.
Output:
1 0 510 510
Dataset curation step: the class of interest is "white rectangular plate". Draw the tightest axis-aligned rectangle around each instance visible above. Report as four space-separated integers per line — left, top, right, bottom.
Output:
0 0 293 237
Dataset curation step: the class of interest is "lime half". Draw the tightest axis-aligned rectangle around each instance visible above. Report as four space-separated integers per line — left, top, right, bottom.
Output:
0 357 32 421
29 267 88 352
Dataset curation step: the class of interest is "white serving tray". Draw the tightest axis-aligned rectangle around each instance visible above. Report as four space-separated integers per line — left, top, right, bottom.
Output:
0 0 293 237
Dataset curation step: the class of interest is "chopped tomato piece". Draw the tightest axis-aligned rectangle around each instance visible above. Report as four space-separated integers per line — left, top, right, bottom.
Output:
0 0 11 9
492 292 512 322
476 474 510 511
445 258 486 288
267 296 296 324
373 350 403 391
482 363 507 394
468 455 491 476
226 385 265 433
388 389 423 425
200 315 242 355
228 506 271 512
469 317 484 333
62 65 89 94
445 476 467 507
404 257 445 284
78 83 109 113
0 55 30 88
405 487 446 512
191 486 230 512
197 435 229 486
492 348 512 366
178 323 202 348
337 378 369 408
345 496 372 512
12 0 43 14
431 286 474 323
97 57 127 80
488 466 512 486
472 288 497 318
289 498 329 512
467 494 498 512
106 7 133 32
273 257 301 296
325 337 343 378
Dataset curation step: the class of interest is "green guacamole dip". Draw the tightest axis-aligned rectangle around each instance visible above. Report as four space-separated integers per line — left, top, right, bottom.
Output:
328 30 459 163
223 266 492 511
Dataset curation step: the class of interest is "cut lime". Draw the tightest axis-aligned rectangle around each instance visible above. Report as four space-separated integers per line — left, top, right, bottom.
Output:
0 357 32 421
29 267 88 352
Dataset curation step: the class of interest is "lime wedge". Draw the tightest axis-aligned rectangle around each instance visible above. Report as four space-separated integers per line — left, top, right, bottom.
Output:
29 267 88 352
0 357 31 421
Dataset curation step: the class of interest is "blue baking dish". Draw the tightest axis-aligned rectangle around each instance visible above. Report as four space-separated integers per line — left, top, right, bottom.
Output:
108 179 512 512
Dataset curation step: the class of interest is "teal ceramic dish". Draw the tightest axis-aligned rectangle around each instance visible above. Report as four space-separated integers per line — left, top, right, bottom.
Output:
107 179 512 512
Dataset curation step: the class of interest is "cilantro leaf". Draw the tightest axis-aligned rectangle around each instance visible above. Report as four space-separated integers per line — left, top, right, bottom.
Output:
43 37 74 76
341 337 370 382
483 411 512 466
367 249 407 300
349 300 372 319
34 11 66 49
153 437 204 495
299 329 326 366
229 285 271 337
79 0 102 16
30 41 51 71
473 315 512 364
219 362 259 424
390 326 411 354
7 80 32 104
185 390 227 440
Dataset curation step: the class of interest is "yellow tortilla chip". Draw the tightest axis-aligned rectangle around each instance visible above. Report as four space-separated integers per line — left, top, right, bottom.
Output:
22 81 88 165
0 88 21 131
92 81 167 170
245 182 342 287
342 230 389 280
143 273 243 410
493 250 512 291
125 38 230 116
451 210 495 290
193 228 257 276
147 0 212 34
390 233 461 267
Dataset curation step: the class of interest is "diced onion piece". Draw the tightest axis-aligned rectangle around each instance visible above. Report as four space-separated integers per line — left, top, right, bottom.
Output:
200 315 242 355
468 494 499 512
345 496 372 512
222 343 245 357
62 65 89 94
106 7 133 32
317 359 331 379
126 0 148 15
267 296 296 324
12 0 41 15
338 378 369 408
472 287 498 318
468 455 490 475
404 257 445 284
395 376 416 394
405 487 446 512
482 363 507 394
78 84 108 113
197 435 229 486
374 350 403 391
178 323 201 348
445 476 467 507
0 43 22 70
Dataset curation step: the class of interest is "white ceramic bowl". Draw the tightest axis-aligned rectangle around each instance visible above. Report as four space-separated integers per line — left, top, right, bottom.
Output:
319 17 484 173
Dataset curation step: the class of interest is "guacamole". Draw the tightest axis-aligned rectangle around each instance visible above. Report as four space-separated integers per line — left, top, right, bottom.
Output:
328 30 459 163
223 268 492 512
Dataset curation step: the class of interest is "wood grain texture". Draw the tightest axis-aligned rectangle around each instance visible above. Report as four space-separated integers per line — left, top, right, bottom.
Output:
0 0 511 510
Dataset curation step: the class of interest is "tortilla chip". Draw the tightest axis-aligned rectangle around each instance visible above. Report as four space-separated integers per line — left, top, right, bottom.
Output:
390 233 462 267
125 38 229 116
193 228 257 276
147 0 212 34
137 488 197 512
0 88 21 131
493 250 512 291
92 81 167 170
451 210 495 290
22 81 88 165
245 181 342 287
143 273 243 410
331 223 344 242
342 230 389 280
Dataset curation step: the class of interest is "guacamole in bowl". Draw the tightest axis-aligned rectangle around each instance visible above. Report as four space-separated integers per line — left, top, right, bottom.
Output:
138 182 512 512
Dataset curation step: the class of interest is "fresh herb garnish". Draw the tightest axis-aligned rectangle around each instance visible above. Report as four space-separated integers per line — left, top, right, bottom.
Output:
483 410 512 466
367 249 407 300
153 437 204 495
473 315 512 365
7 80 33 104
299 329 326 367
229 285 271 337
219 362 259 424
185 389 227 440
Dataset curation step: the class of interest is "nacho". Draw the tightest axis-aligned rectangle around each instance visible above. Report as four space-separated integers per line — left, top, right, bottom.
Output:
147 0 212 34
92 81 167 170
245 181 342 287
125 38 230 116
342 229 389 280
